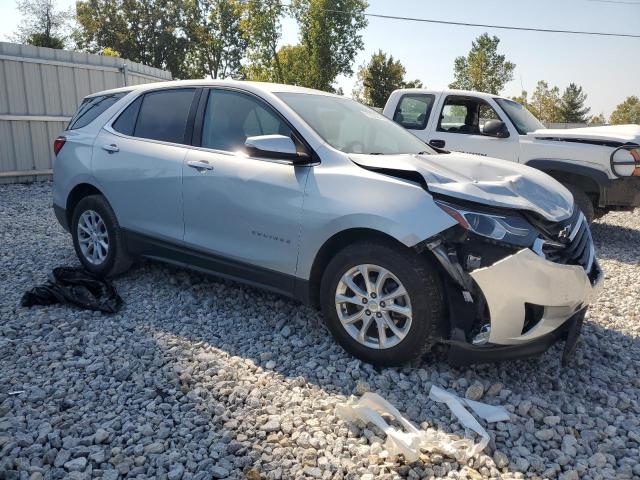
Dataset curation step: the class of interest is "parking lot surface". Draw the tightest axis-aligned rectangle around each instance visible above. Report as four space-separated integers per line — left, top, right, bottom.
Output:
1 182 639 480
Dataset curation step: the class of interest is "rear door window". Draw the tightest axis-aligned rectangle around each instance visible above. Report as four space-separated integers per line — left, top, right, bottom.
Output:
133 89 196 144
68 93 126 130
392 94 435 130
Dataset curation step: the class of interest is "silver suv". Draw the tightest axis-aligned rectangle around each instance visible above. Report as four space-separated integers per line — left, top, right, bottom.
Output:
52 80 603 366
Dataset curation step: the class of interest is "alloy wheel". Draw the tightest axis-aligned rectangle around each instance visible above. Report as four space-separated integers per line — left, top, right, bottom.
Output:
335 264 413 349
77 210 109 265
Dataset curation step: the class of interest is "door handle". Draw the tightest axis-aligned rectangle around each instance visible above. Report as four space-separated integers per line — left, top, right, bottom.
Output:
429 139 446 148
102 144 119 153
187 160 214 172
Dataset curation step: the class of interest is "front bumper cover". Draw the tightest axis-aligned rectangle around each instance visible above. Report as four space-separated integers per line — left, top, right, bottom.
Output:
469 248 603 345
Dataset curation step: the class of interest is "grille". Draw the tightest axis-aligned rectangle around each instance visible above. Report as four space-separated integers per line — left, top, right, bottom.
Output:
527 208 595 274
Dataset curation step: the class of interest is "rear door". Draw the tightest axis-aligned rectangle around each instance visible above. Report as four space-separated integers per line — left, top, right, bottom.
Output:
182 88 309 289
428 95 520 160
92 88 199 241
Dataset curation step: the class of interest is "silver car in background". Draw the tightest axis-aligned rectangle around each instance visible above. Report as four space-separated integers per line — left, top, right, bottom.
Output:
52 80 602 366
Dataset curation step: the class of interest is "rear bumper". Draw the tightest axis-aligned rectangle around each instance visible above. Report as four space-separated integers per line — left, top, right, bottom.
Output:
603 176 640 208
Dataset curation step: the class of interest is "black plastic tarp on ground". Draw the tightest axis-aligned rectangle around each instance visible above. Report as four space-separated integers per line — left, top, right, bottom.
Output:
21 267 123 313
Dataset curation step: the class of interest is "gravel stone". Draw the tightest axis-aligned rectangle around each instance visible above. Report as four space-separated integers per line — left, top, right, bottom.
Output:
2 182 639 479
465 381 484 401
493 450 509 468
63 457 87 472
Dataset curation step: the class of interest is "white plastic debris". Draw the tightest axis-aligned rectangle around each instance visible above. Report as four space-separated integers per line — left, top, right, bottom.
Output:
335 386 510 462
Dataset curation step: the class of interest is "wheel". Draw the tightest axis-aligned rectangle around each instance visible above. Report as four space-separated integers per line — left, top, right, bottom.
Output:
320 242 445 366
71 195 132 277
562 183 594 224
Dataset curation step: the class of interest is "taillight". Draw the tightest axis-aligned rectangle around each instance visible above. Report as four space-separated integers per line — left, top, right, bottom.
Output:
53 136 66 156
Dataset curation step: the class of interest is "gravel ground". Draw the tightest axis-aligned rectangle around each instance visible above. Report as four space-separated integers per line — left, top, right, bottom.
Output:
1 181 639 480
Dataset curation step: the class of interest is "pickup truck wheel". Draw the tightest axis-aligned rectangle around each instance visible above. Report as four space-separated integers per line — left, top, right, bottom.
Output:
71 195 133 277
320 242 444 366
562 183 595 224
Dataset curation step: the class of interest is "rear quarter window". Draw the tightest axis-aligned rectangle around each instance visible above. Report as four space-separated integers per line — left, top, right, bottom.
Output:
68 93 126 130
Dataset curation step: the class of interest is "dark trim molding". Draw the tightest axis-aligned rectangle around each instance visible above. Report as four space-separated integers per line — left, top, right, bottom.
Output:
122 229 311 303
53 204 69 232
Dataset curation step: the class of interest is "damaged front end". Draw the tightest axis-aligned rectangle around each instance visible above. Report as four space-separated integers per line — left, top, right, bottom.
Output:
417 198 604 366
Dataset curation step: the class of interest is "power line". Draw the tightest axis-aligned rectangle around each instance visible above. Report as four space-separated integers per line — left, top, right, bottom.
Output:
321 9 640 39
587 0 640 4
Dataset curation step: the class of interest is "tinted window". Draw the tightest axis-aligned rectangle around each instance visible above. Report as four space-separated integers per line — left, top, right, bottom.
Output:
112 96 142 136
393 94 434 130
68 93 125 130
201 89 292 152
134 89 196 144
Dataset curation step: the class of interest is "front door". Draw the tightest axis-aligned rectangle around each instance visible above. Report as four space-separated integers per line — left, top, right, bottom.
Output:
428 95 520 161
182 88 309 291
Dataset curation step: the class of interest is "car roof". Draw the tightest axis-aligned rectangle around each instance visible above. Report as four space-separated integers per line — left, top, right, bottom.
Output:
393 88 505 100
86 79 341 99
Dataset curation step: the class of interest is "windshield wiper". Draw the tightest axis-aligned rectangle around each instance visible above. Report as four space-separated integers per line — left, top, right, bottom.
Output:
368 152 384 155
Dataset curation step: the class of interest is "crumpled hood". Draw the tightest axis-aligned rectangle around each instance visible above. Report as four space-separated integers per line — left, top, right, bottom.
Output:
349 152 574 222
529 124 640 144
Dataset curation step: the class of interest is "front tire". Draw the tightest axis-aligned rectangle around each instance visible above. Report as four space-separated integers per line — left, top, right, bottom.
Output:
71 195 132 277
320 241 445 366
562 183 595 224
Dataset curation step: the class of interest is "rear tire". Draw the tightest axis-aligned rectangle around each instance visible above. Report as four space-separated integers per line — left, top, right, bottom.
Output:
71 195 132 277
320 241 445 366
562 183 594 224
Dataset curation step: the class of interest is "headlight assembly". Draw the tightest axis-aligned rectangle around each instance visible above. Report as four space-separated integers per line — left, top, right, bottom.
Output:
435 200 537 247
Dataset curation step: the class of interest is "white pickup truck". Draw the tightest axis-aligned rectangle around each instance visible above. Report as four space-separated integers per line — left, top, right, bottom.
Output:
382 88 640 222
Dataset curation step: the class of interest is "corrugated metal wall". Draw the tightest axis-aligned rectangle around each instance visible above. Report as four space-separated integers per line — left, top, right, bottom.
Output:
0 42 172 183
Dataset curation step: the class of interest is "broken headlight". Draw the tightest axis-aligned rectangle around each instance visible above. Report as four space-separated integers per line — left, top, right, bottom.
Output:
435 200 537 247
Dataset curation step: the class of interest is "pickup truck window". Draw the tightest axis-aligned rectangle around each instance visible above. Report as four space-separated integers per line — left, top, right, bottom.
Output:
437 96 501 135
495 98 545 135
392 94 435 130
277 93 434 155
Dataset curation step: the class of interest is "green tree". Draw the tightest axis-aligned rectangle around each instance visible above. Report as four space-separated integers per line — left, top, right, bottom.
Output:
246 44 312 86
528 80 562 123
449 33 515 94
559 83 590 123
14 0 69 49
610 96 640 125
511 90 531 109
183 0 247 79
75 0 190 77
242 0 285 83
289 0 368 92
589 113 607 125
101 47 121 57
352 50 423 108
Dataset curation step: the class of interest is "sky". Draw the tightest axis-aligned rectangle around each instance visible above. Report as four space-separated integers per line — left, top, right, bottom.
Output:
1 0 638 117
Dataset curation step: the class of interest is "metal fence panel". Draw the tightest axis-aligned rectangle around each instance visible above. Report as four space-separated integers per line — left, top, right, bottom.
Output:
0 41 172 183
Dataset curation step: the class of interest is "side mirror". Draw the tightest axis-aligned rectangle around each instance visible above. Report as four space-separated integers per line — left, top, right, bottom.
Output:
244 134 309 163
482 120 509 138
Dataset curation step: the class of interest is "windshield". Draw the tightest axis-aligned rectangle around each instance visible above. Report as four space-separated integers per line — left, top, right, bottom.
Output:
495 98 544 134
276 93 434 155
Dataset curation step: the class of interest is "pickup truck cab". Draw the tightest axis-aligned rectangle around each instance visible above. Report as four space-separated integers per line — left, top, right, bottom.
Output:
383 88 640 222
